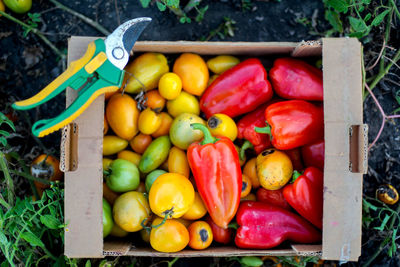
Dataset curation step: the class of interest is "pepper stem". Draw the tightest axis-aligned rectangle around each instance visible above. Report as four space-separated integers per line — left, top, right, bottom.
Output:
239 140 254 161
291 170 303 183
190 123 219 145
228 222 239 229
254 123 272 136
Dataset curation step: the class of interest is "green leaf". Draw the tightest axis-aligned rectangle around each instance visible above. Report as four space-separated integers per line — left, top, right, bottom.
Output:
156 1 167 11
326 0 349 13
325 9 343 32
364 13 372 22
0 130 10 137
0 231 8 246
348 16 368 32
20 231 45 247
371 9 390 27
139 0 151 8
40 215 60 230
240 256 264 267
388 228 397 257
363 198 378 211
85 260 91 267
373 214 390 231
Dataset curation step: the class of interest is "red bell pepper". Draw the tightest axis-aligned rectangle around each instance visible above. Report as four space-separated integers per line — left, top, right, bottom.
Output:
269 58 323 101
235 201 321 249
200 58 273 118
206 216 233 244
283 167 323 229
259 100 324 150
301 140 324 171
187 123 242 229
284 148 304 171
256 188 291 210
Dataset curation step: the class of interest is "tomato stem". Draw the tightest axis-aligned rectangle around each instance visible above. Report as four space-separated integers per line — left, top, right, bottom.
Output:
291 170 303 183
190 123 219 145
239 140 253 161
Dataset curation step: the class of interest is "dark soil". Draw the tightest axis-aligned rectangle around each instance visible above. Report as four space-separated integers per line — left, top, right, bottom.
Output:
1 0 400 266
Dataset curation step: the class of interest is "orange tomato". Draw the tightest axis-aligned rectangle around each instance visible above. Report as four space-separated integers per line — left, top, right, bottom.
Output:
151 112 173 138
173 53 209 96
150 218 189 252
188 221 213 250
138 108 162 135
168 146 190 178
117 150 141 166
145 90 166 112
106 94 139 140
103 182 119 205
243 157 259 189
240 174 252 198
105 90 117 100
31 154 63 191
130 133 152 154
103 115 109 135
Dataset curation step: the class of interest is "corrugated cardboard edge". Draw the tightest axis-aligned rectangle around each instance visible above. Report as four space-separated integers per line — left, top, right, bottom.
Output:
64 37 104 258
291 40 322 57
321 38 364 262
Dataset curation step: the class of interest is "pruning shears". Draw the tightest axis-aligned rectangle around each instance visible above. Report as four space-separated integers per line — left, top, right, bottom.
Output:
12 17 152 138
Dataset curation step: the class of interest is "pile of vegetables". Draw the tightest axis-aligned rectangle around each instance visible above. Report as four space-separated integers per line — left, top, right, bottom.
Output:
101 51 325 252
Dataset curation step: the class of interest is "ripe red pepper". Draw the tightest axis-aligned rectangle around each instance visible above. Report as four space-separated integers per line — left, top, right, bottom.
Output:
283 167 323 229
259 100 324 150
269 58 323 101
284 148 304 171
235 201 321 249
301 140 324 171
206 216 233 244
256 188 291 210
200 58 273 118
187 123 242 229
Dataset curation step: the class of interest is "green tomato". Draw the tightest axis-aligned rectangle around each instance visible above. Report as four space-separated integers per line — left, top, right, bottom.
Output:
169 113 205 149
110 223 129 237
139 136 171 173
103 198 113 238
3 0 32 14
145 169 167 192
105 159 140 193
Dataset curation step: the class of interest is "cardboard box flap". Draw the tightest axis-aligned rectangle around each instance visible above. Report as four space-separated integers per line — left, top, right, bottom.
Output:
291 244 322 256
103 240 131 256
291 40 322 57
321 38 364 262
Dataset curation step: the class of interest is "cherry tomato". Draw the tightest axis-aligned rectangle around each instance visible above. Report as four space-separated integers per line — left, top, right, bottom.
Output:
188 221 213 250
103 182 119 205
151 112 173 138
103 198 113 238
145 169 167 192
168 146 190 178
206 216 232 244
129 133 152 154
158 72 182 100
31 154 63 193
113 191 151 232
105 159 140 193
103 115 109 135
145 90 166 112
240 174 252 198
117 150 141 166
103 135 128 156
150 218 189 252
3 0 31 14
206 55 240 74
106 94 139 140
182 192 207 220
377 184 399 205
243 157 259 189
207 113 237 141
149 173 195 218
167 91 200 118
138 108 162 135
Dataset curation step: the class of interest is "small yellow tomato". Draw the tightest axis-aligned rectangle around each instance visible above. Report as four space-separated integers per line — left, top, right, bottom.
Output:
207 74 219 86
240 174 252 198
257 149 293 190
188 221 213 250
158 72 182 100
167 91 200 118
377 184 399 205
173 53 209 96
149 173 195 218
103 135 129 156
113 191 151 232
182 192 207 220
138 108 162 135
234 145 246 166
117 150 141 166
150 218 189 252
103 115 109 135
240 193 257 202
103 158 113 171
207 113 237 141
129 133 152 154
151 112 173 138
145 90 166 112
243 157 259 188
124 52 169 94
110 223 129 238
206 55 240 74
168 146 190 178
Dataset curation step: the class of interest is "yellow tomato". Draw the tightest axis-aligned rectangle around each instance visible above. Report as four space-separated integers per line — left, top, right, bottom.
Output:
150 218 189 252
240 174 252 198
158 72 182 100
103 115 109 135
102 158 113 171
0 0 5 13
169 113 205 150
117 150 141 166
208 74 219 86
182 192 207 220
166 91 200 118
257 149 293 190
377 184 399 205
145 90 166 111
207 113 237 141
168 146 190 178
241 193 256 202
113 191 151 232
138 108 162 135
173 53 209 96
110 223 129 238
124 52 169 94
188 221 213 250
103 135 128 156
149 173 195 218
243 157 259 188
106 94 139 140
151 112 173 138
129 133 152 154
206 55 240 74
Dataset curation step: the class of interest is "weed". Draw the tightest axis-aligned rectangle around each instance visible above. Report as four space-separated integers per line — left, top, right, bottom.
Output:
201 17 237 41
23 12 41 37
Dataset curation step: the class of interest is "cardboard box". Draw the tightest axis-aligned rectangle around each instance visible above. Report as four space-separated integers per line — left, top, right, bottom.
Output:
62 37 368 261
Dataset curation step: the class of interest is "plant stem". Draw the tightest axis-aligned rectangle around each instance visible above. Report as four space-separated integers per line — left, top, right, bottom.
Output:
48 0 110 36
184 0 202 13
389 0 400 20
167 257 179 267
9 169 53 185
0 152 14 207
0 195 11 209
378 8 393 75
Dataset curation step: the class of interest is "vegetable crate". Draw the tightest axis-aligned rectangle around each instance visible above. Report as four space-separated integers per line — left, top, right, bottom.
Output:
62 37 368 261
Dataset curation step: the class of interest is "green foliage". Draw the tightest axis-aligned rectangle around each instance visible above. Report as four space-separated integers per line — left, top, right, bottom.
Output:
0 113 15 148
23 12 42 37
227 256 264 267
201 17 236 41
277 256 320 267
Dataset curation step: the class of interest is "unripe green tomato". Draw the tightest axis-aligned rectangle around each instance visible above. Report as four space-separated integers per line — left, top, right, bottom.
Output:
145 169 167 192
103 198 113 238
3 0 32 14
105 159 140 193
169 113 205 150
139 136 171 173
